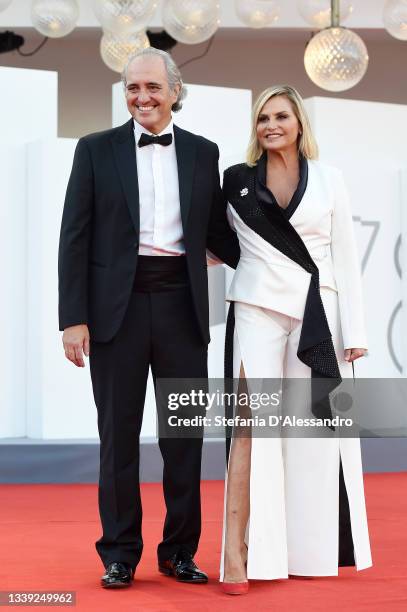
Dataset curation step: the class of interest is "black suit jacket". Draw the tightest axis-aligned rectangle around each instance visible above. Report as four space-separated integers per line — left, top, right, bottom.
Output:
58 119 240 344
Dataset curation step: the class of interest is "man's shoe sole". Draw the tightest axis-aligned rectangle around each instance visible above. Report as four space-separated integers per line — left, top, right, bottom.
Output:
101 580 132 588
158 567 208 583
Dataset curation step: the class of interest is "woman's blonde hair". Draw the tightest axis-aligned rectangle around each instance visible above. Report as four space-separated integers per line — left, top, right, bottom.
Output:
246 85 319 166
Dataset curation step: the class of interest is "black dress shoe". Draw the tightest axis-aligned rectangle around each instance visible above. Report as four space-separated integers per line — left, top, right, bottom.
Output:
158 550 208 584
101 562 135 588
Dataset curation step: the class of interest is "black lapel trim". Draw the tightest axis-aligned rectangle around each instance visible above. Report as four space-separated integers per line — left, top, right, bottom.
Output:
256 153 309 220
110 119 140 234
174 125 197 232
286 155 308 219
227 164 315 274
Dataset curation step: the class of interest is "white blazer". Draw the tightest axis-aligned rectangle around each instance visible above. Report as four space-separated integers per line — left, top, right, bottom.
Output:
226 160 367 350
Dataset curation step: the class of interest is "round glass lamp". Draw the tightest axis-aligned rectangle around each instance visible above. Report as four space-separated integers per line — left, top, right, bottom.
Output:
383 0 407 41
92 0 158 36
235 0 280 28
31 0 79 38
162 0 220 45
304 26 368 91
297 0 353 29
100 28 150 73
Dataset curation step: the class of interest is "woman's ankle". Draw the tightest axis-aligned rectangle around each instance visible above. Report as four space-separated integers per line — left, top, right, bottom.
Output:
224 547 248 582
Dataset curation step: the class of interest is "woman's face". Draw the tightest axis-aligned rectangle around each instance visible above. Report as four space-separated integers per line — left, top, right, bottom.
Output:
256 95 301 154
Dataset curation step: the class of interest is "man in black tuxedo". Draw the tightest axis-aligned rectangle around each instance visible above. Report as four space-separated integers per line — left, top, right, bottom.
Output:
58 47 239 588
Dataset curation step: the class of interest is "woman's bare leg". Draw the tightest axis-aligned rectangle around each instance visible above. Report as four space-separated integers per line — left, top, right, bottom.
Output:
223 363 251 582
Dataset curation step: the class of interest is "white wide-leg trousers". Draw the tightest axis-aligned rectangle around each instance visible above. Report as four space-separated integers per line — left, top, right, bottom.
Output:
220 288 372 580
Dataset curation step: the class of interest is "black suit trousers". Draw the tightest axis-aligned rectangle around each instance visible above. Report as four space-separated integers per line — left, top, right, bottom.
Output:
89 281 207 570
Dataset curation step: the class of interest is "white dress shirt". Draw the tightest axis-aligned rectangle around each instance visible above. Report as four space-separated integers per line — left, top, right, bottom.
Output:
133 118 184 256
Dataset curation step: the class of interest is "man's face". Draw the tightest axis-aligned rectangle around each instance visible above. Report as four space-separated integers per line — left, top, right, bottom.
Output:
124 56 180 134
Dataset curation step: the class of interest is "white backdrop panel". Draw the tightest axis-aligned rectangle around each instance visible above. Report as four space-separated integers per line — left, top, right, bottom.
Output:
0 146 27 437
15 88 406 438
401 169 407 373
0 67 57 144
26 139 98 439
0 67 57 438
305 97 407 377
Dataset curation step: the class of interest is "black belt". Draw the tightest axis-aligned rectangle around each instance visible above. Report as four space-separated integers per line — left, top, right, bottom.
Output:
133 255 189 292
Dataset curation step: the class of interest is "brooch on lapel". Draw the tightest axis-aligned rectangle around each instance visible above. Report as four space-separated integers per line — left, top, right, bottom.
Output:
240 187 248 197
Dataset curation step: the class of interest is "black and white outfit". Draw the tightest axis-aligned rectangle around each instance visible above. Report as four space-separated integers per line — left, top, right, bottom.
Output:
220 154 372 579
58 117 239 571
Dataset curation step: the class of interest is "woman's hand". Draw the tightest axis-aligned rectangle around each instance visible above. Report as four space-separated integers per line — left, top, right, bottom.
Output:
344 348 367 362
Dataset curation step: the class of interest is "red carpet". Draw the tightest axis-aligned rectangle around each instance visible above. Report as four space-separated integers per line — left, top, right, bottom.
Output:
0 474 406 611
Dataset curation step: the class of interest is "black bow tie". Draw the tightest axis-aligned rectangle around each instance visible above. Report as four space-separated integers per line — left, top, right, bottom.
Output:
138 132 173 148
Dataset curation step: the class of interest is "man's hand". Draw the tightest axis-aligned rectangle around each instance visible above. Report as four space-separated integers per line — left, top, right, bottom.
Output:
62 324 90 367
344 348 367 362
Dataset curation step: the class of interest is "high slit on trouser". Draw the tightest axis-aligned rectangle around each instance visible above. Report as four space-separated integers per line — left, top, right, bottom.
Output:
220 287 372 580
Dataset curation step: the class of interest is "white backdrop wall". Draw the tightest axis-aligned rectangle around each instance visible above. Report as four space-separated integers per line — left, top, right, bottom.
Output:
305 97 407 377
0 145 27 438
0 67 57 438
402 170 407 372
1 65 406 441
25 139 98 438
2 74 252 440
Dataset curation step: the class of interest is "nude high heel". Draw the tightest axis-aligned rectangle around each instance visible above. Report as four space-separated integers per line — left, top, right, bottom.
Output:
221 544 249 595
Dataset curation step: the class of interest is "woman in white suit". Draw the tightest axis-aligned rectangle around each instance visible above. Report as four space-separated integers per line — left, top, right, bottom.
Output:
219 85 372 595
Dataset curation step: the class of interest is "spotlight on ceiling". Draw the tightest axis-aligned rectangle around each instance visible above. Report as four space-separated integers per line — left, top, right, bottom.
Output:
0 30 24 54
146 29 177 51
